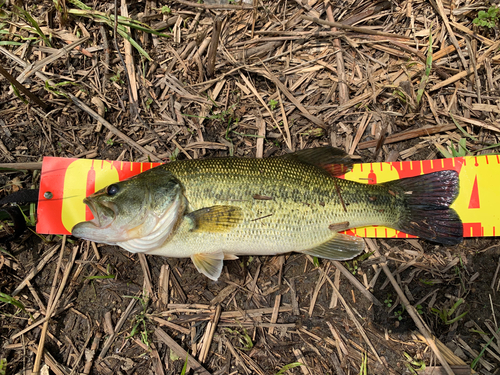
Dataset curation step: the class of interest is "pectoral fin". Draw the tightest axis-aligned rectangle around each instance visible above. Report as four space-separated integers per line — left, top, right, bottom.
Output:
188 205 243 233
301 233 364 260
191 252 224 281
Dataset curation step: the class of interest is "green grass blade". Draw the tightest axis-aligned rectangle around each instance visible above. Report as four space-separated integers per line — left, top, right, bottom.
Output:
67 8 154 60
275 362 305 375
359 352 368 375
475 142 500 152
67 0 92 10
471 326 500 369
119 22 171 37
180 354 189 375
435 143 452 158
11 85 29 104
116 27 152 61
0 358 7 375
446 311 468 325
84 274 115 280
16 7 52 47
0 41 24 46
449 112 478 140
67 9 170 37
0 292 25 311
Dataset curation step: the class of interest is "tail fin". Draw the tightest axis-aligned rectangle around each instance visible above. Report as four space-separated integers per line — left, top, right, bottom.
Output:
383 170 463 245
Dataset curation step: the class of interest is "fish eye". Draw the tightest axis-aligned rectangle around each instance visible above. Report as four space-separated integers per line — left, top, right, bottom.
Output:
107 184 119 196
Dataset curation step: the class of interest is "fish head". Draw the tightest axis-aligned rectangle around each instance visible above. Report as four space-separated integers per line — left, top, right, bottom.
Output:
72 167 185 245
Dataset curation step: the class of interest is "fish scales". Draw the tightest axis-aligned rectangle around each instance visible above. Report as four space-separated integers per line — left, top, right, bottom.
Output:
149 157 402 258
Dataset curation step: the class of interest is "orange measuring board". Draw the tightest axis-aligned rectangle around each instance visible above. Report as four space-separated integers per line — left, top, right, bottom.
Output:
36 155 500 238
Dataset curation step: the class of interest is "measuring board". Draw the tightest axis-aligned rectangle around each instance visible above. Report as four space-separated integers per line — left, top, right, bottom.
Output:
37 155 500 239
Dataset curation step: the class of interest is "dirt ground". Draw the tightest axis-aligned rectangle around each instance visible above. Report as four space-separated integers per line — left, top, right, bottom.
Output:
0 0 500 374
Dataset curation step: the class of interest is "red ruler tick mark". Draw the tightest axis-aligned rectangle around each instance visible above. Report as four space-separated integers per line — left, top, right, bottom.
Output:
468 176 480 209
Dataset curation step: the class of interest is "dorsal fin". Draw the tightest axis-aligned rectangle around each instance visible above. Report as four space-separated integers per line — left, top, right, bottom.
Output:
280 147 355 176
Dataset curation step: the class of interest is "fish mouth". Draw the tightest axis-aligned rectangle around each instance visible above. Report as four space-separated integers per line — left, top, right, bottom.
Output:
72 199 118 241
82 198 117 229
83 198 101 227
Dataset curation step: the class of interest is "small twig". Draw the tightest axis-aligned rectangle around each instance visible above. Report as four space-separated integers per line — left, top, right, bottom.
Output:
437 110 500 133
29 345 70 375
82 331 101 375
158 264 170 307
309 263 329 316
301 15 411 39
333 179 347 212
114 0 135 117
255 114 265 158
491 257 500 292
326 4 348 105
99 26 110 90
342 1 391 26
138 254 154 299
357 123 457 149
0 162 42 170
330 352 346 375
16 37 89 83
269 256 284 334
118 0 139 117
155 327 212 375
277 91 293 151
331 261 383 307
11 303 73 340
174 0 253 10
225 338 250 374
150 316 191 335
69 325 93 375
349 112 371 154
99 296 138 358
207 15 224 78
168 267 187 303
150 342 166 375
251 213 273 221
199 304 222 363
329 268 341 308
285 277 300 315
293 348 311 375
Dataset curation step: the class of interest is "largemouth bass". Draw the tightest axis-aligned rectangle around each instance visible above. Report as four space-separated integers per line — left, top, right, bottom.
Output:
72 147 463 280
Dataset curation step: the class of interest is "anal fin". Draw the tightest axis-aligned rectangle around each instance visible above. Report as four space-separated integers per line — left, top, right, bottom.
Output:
301 233 364 261
191 252 224 281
